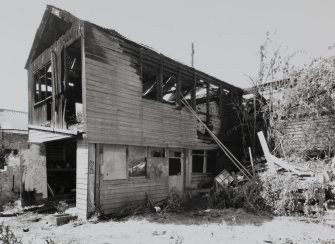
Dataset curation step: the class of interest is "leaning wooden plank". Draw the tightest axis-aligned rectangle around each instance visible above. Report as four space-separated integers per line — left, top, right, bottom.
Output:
257 131 277 174
258 131 313 176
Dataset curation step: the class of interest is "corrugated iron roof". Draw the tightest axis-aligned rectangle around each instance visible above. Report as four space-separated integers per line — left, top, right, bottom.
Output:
0 109 28 131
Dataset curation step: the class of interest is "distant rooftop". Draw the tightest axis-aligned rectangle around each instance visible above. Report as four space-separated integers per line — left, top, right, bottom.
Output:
0 109 28 131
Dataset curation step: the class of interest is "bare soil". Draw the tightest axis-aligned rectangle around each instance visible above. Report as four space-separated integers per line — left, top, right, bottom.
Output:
1 209 335 244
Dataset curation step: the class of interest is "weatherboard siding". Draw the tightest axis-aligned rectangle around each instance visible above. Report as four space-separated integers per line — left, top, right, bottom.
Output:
84 23 215 150
76 139 89 219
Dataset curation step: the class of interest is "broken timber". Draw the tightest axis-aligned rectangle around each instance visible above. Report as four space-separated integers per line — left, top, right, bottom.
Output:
257 131 313 176
181 96 253 179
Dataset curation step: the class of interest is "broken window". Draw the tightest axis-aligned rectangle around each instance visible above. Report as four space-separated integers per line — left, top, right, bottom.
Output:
192 150 217 174
142 66 158 100
192 150 205 173
34 62 52 103
128 146 147 177
148 147 165 157
206 150 217 174
162 74 177 105
168 149 182 176
63 40 83 128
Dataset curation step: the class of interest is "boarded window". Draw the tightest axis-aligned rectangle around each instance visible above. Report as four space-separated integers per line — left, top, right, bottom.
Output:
102 145 127 180
128 146 147 177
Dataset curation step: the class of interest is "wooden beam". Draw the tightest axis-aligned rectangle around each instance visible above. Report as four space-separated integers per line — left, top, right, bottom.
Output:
206 82 210 124
81 36 87 133
95 144 101 213
63 46 69 92
191 72 197 109
139 48 143 81
219 85 223 119
176 66 181 109
157 56 163 102
38 72 42 102
51 52 57 128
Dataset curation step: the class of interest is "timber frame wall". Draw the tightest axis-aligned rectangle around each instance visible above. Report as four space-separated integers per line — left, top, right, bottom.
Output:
25 6 243 217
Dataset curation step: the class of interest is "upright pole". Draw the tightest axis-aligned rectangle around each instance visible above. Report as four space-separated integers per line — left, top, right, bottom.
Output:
191 43 194 68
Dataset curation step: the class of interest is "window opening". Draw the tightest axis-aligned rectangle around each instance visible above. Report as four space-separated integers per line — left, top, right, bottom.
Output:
162 74 177 105
142 66 158 100
34 62 52 103
63 40 83 128
192 150 204 173
128 146 147 177
192 150 217 174
206 150 217 174
168 149 182 176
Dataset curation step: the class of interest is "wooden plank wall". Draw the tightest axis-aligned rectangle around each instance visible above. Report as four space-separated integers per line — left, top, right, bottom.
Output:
84 23 215 150
76 138 89 219
100 177 168 215
95 144 168 215
190 173 213 188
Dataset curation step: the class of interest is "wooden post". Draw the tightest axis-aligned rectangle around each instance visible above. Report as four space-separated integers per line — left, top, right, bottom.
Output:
218 85 223 119
176 66 181 109
139 48 143 81
95 144 101 213
157 56 163 102
63 46 69 92
38 72 42 102
206 82 210 124
51 52 57 127
191 72 196 109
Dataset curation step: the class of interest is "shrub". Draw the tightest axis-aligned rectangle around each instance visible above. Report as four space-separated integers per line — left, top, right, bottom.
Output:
0 222 22 244
209 172 324 216
209 177 267 213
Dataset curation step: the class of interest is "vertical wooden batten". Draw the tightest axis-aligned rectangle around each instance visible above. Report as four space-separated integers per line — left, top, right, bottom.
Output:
176 66 181 109
50 52 57 128
81 26 87 134
206 82 210 124
157 56 164 102
191 72 197 109
27 67 33 124
219 85 223 119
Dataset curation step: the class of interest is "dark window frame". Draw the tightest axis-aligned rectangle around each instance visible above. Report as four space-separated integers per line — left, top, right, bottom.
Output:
192 150 217 174
33 62 53 105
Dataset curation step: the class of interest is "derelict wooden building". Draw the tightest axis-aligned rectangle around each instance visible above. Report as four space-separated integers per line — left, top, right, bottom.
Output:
24 6 242 218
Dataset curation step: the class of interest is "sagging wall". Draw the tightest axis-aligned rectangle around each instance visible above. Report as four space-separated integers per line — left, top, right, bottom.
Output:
83 23 217 150
279 115 335 156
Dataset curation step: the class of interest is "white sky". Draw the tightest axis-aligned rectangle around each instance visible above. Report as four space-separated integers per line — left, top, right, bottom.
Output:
1 0 335 112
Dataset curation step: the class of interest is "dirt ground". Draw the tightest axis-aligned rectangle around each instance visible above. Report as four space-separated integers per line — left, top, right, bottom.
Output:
1 208 335 244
